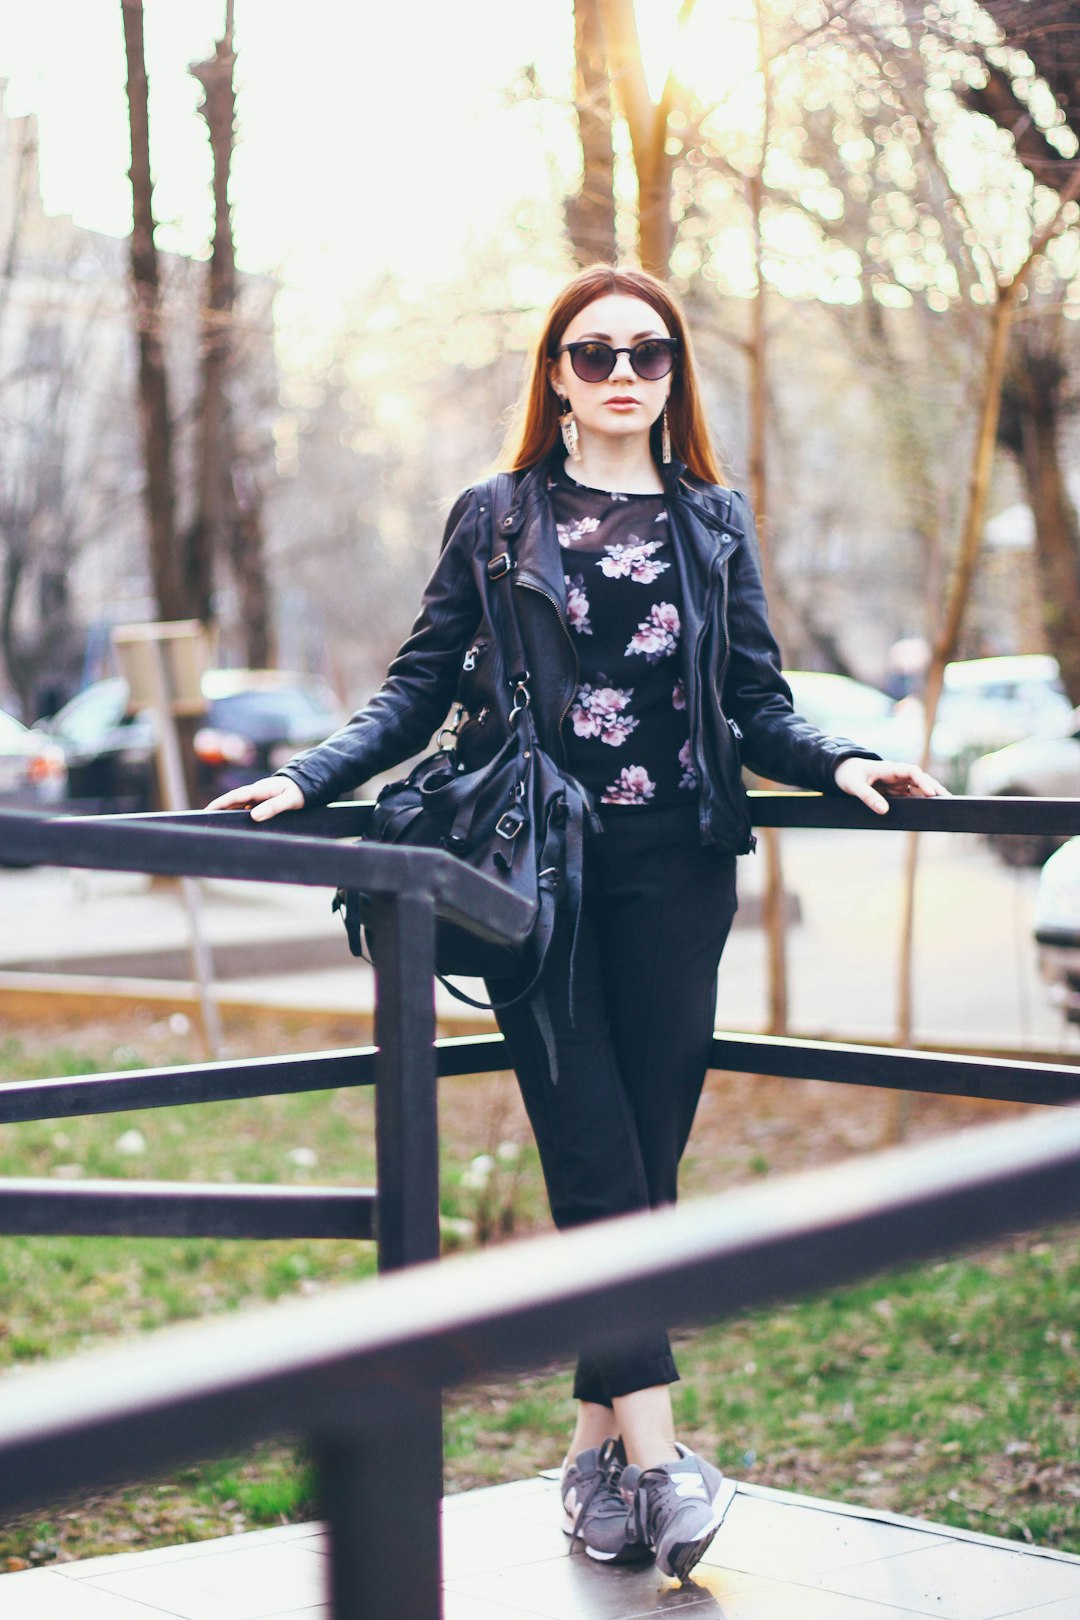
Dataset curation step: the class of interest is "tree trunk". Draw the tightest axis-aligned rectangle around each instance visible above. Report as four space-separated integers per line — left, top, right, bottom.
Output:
596 0 680 276
121 0 182 620
189 13 237 626
566 0 617 266
227 461 275 667
1006 332 1080 705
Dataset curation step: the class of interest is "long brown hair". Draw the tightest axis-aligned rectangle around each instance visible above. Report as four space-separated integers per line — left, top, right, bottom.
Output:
497 264 725 485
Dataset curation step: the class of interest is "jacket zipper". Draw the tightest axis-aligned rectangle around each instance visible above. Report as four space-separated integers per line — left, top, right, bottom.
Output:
692 546 755 854
516 577 580 742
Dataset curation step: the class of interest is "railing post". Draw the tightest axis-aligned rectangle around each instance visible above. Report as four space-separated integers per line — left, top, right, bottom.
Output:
367 887 445 1612
370 889 441 1272
316 1384 444 1620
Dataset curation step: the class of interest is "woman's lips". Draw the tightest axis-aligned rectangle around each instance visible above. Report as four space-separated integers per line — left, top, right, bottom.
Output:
605 398 639 409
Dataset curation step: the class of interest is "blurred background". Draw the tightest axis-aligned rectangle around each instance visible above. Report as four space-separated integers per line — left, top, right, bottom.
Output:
0 1 1076 732
2 0 1080 845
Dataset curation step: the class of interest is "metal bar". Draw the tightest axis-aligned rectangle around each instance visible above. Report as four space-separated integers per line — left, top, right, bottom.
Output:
0 1179 375 1239
91 794 1080 836
745 791 1080 835
92 803 376 841
710 1033 1080 1106
7 1028 1080 1127
0 1106 1077 1520
316 1387 443 1620
0 1050 378 1123
372 891 441 1272
0 809 534 947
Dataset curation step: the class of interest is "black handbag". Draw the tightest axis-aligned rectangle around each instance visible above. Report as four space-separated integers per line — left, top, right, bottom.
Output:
333 473 595 1011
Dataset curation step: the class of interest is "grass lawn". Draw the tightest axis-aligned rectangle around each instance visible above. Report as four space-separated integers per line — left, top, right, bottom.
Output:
0 1021 1077 1571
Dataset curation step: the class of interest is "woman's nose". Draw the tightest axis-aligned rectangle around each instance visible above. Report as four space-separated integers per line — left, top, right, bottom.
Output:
608 349 635 382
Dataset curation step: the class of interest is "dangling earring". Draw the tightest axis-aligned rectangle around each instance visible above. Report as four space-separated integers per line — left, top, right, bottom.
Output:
661 405 672 465
559 399 581 462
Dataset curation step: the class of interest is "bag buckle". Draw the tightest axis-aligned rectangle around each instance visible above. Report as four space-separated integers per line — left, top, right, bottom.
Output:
495 809 525 841
488 552 514 581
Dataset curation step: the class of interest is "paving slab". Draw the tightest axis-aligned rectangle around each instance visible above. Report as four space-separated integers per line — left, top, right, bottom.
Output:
4 1478 1079 1620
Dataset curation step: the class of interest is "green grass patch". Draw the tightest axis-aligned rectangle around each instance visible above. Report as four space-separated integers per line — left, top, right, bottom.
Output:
1 1035 1077 1569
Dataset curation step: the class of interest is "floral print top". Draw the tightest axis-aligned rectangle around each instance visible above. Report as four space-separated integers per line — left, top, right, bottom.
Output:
550 461 696 810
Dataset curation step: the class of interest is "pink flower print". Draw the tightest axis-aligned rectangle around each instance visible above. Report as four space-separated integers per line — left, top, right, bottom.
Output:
678 739 698 790
598 538 670 584
602 765 656 805
556 515 601 548
626 601 680 662
570 682 638 746
564 574 592 635
672 678 686 711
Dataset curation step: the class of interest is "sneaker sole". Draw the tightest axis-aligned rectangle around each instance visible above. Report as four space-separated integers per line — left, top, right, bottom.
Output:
657 1478 738 1582
562 1512 654 1565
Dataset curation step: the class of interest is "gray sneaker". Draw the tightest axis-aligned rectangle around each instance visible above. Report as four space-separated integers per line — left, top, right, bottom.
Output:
561 1437 653 1564
620 1442 736 1581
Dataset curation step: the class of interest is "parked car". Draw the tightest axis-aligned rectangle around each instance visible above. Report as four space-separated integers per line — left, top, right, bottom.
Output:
783 670 924 767
194 669 347 797
0 709 67 807
902 654 1074 793
37 670 347 810
1033 838 1080 1022
966 705 1080 867
35 677 158 810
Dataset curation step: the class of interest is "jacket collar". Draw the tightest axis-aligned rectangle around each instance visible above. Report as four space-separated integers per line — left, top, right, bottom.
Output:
498 447 744 606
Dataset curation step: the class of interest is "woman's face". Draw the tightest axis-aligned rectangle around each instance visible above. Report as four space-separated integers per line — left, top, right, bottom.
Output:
548 293 673 452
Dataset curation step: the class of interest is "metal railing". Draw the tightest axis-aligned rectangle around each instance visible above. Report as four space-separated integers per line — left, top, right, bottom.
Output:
2 794 1080 1616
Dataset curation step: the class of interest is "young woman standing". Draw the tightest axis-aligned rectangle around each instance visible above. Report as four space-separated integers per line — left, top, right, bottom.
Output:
209 265 946 1582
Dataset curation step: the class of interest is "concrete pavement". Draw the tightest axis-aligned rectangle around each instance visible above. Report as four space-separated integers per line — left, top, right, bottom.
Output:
1 828 1077 1052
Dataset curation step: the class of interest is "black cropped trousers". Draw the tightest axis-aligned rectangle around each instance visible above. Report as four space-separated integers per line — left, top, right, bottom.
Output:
490 804 739 1407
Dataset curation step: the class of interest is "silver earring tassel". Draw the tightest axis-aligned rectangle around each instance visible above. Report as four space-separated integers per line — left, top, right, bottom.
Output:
560 405 581 462
661 405 672 465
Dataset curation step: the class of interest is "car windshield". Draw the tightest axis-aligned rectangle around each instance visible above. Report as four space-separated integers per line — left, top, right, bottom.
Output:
49 679 130 743
208 684 342 737
785 674 894 724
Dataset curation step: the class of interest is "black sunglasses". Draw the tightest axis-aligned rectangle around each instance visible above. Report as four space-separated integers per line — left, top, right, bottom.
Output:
556 337 678 383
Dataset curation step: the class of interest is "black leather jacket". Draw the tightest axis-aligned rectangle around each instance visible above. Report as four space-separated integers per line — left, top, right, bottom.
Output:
281 452 877 855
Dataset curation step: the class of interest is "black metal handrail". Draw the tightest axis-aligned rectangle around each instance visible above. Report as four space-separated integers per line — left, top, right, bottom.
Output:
0 804 533 1272
0 1105 1077 1617
2 794 1080 1617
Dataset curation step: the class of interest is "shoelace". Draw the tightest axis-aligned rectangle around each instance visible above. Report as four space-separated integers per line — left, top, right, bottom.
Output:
568 1437 624 1555
625 1463 672 1547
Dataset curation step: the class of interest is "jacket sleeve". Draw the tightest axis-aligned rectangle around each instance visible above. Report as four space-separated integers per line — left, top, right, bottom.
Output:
722 490 879 793
278 488 483 805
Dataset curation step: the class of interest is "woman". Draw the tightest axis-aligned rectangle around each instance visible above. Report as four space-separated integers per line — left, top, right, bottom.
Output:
209 265 946 1583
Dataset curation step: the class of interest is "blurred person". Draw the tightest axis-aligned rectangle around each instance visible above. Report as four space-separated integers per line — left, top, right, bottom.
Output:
209 265 946 1582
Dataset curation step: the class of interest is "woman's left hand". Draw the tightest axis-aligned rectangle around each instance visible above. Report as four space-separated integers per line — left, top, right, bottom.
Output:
833 756 951 815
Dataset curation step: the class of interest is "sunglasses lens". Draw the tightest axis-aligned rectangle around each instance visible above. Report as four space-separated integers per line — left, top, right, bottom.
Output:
570 342 616 382
632 340 674 380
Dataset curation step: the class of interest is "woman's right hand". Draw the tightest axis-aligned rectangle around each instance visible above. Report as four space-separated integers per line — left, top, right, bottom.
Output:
205 775 306 821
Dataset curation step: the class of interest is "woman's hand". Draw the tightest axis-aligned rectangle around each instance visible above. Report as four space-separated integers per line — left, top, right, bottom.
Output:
833 756 950 815
205 775 306 821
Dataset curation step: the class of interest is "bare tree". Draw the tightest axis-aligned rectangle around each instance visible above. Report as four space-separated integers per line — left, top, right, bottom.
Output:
565 0 617 266
190 0 275 665
965 0 1080 702
121 0 183 621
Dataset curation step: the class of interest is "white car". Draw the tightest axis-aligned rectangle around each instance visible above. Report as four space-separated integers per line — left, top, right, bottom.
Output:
903 653 1074 795
1034 838 1080 1023
966 706 1080 867
783 671 923 765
